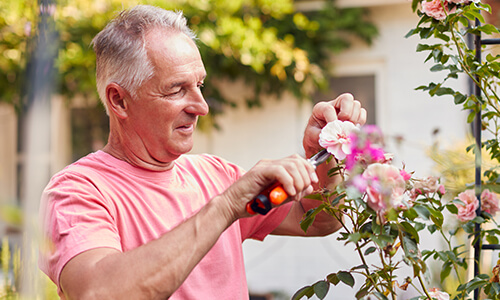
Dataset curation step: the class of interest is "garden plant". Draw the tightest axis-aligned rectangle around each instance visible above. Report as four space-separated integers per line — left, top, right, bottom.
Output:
293 0 500 299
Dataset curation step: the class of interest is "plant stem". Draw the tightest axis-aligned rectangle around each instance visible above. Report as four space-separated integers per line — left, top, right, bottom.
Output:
438 229 464 284
417 273 433 299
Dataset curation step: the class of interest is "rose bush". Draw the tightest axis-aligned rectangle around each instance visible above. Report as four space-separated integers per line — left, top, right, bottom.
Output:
294 120 500 299
293 2 500 299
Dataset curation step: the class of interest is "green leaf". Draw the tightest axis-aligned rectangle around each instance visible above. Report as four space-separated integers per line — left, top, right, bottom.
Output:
416 43 433 52
413 205 430 220
355 286 370 299
457 283 467 292
405 28 417 38
435 87 455 96
401 234 419 259
467 110 478 123
403 208 418 220
326 273 340 285
446 203 458 214
313 280 330 299
300 203 327 233
400 222 420 243
488 282 500 297
454 93 467 104
348 232 362 243
337 271 355 288
478 24 498 35
351 264 368 271
292 286 314 300
430 64 444 72
440 261 452 283
428 207 444 228
464 10 485 23
372 291 389 300
465 277 488 294
486 234 499 245
330 193 346 207
364 246 377 256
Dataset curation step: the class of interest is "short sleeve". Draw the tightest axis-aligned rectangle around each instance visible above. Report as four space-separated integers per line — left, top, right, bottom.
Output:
39 172 121 288
239 202 292 241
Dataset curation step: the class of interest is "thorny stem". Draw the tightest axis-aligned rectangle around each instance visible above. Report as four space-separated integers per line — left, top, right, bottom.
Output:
426 197 465 285
377 249 391 294
417 273 433 300
354 240 385 295
438 226 464 284
328 200 385 295
448 22 500 115
430 2 500 115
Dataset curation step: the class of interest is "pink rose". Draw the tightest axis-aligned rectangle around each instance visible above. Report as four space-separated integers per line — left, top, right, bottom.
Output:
319 120 359 160
362 163 406 213
455 189 479 222
438 184 446 196
481 189 500 216
421 0 455 20
413 176 441 195
345 125 388 171
428 288 450 300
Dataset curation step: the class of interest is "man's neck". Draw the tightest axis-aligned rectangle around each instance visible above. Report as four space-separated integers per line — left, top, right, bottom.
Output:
102 143 176 172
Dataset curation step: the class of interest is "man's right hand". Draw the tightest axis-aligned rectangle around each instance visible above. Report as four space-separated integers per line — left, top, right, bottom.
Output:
219 154 319 221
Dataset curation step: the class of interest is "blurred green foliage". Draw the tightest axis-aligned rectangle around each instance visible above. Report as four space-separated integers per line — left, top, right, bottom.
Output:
0 0 377 120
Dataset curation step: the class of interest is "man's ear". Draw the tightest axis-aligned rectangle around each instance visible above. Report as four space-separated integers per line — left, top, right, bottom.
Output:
106 83 129 119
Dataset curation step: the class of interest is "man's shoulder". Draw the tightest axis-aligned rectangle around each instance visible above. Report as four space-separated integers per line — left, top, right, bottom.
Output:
55 150 106 172
178 153 245 181
49 151 121 184
179 153 241 171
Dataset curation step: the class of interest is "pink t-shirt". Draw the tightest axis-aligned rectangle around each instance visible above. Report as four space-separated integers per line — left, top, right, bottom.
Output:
39 151 291 299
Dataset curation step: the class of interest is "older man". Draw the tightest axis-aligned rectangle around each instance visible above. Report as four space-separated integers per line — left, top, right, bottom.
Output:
39 5 366 300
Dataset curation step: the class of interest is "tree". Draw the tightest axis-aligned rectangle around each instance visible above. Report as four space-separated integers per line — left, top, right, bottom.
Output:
1 0 377 121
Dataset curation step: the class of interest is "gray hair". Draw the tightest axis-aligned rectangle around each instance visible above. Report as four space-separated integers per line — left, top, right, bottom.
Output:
92 5 197 114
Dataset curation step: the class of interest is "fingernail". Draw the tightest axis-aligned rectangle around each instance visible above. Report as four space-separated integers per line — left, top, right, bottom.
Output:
311 172 319 183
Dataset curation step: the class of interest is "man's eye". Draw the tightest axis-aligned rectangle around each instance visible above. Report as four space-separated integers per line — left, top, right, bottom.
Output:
165 89 182 97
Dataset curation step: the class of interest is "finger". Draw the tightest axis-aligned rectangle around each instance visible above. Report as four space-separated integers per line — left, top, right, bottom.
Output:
311 102 337 127
334 94 355 121
358 107 367 126
296 185 315 201
276 155 317 200
349 100 362 124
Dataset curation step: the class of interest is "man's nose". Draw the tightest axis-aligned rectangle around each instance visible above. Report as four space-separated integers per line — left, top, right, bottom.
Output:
186 89 209 116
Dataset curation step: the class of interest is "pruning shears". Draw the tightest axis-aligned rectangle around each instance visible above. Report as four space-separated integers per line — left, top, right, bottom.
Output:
246 149 331 215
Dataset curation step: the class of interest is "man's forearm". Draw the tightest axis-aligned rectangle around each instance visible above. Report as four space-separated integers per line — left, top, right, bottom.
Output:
60 195 235 300
299 158 343 236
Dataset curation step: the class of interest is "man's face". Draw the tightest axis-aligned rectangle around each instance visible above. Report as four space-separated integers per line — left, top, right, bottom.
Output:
124 29 209 164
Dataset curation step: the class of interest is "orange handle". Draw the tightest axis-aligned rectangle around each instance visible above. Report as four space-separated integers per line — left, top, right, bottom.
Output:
246 182 289 215
269 185 288 205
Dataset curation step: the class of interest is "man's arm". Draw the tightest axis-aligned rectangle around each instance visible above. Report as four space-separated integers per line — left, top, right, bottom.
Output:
58 155 318 300
272 93 367 237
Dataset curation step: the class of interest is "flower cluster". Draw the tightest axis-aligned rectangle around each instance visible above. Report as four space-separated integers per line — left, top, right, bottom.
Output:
428 288 450 300
320 120 448 221
454 188 500 222
295 120 500 300
420 0 480 20
320 120 500 223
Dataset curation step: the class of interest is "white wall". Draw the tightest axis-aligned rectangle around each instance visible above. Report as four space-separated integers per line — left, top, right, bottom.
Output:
0 103 17 205
192 2 468 299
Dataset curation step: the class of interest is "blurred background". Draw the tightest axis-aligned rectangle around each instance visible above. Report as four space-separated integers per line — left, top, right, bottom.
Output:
1 0 499 299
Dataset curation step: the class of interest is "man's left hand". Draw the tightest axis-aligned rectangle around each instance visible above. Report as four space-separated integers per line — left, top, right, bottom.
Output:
303 93 367 157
